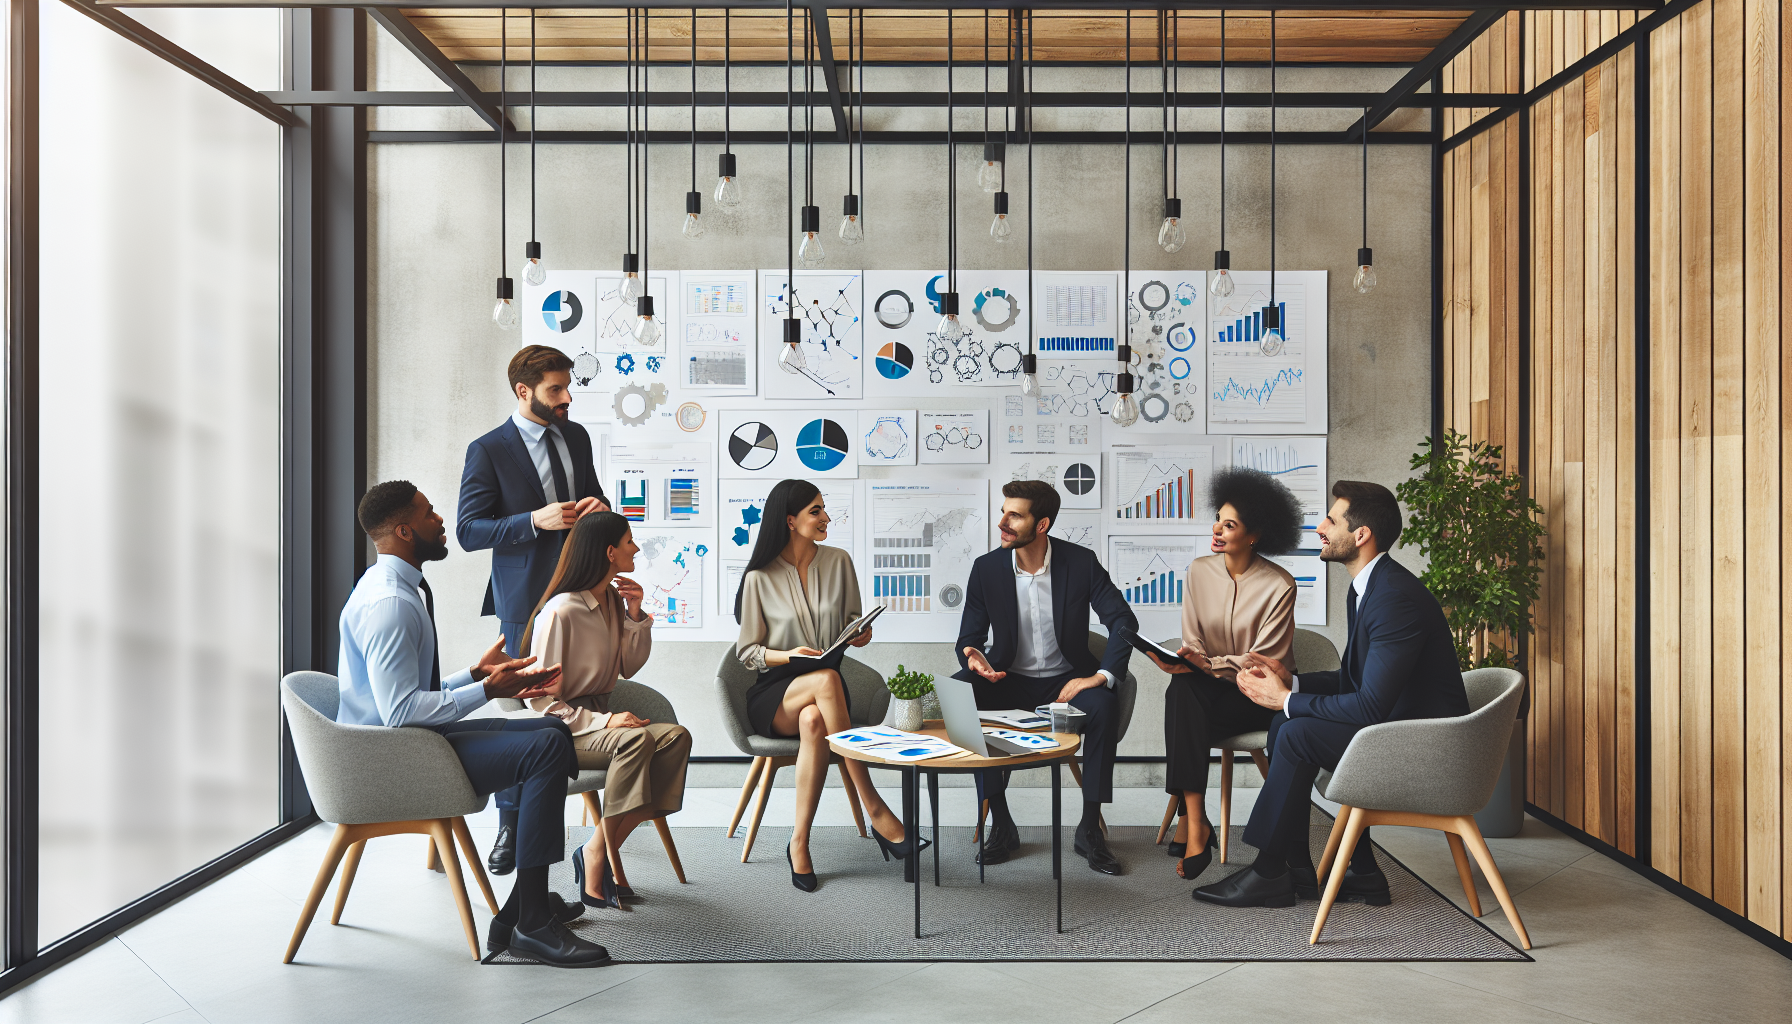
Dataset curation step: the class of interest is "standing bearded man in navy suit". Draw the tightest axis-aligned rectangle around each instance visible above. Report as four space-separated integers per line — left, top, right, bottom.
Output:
458 345 610 874
1195 480 1469 909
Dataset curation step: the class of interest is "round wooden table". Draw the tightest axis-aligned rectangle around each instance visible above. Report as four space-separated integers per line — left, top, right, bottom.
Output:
829 721 1082 938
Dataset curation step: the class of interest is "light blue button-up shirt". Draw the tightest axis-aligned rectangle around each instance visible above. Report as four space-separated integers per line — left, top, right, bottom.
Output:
337 554 487 727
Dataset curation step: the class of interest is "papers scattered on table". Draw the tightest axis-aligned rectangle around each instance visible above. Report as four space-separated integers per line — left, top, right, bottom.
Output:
982 727 1060 750
979 708 1052 730
828 727 972 762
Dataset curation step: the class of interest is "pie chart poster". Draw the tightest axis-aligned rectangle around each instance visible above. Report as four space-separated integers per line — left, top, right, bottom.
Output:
717 409 860 481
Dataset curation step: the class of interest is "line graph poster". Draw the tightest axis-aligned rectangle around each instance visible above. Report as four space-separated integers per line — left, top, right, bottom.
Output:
1107 446 1215 527
1107 535 1207 637
865 480 989 641
678 270 756 395
1205 271 1328 434
760 270 865 400
1267 553 1327 625
1233 436 1327 550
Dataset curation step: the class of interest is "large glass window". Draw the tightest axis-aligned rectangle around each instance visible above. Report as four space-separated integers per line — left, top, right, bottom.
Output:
35 4 281 944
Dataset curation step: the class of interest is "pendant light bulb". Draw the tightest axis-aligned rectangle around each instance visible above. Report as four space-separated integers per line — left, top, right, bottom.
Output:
523 241 547 286
838 195 864 245
978 144 1005 194
1157 199 1186 254
1353 247 1377 295
1110 350 1138 426
935 292 966 341
682 192 705 239
1259 304 1285 357
620 253 644 303
1019 352 1040 397
1210 251 1235 297
798 205 826 265
990 192 1012 244
715 153 742 207
777 318 807 373
492 277 519 330
631 295 662 347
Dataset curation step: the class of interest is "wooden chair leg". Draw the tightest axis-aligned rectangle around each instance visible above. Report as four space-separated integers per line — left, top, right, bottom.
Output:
1445 832 1484 917
451 816 499 913
653 817 688 883
285 824 357 964
1218 749 1235 863
428 819 481 960
1316 804 1353 881
728 757 767 838
974 798 990 844
835 759 869 837
1310 807 1370 945
741 758 780 863
329 840 366 926
1067 758 1106 833
1248 749 1270 778
425 835 443 872
1154 793 1179 845
1453 816 1532 950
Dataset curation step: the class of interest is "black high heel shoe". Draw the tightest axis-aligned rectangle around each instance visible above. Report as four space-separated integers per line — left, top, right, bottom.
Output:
1176 817 1218 882
787 843 819 892
871 824 932 862
570 847 622 909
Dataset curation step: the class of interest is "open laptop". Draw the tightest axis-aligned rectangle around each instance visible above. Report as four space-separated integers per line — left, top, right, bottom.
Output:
934 677 1037 757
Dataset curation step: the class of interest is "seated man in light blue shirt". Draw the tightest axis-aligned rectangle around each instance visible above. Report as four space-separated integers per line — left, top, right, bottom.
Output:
338 479 609 968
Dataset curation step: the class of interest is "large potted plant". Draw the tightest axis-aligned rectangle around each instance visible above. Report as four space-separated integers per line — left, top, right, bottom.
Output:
1396 429 1545 837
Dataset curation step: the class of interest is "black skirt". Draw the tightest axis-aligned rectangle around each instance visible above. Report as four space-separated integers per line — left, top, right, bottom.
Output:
746 662 854 738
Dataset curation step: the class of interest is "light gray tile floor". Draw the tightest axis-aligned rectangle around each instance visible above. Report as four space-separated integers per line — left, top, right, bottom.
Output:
5 786 1790 1024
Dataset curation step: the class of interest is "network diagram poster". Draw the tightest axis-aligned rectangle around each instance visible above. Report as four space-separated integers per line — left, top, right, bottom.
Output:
1126 270 1207 430
759 270 865 400
1205 270 1328 435
917 409 990 465
863 270 1028 395
859 410 918 466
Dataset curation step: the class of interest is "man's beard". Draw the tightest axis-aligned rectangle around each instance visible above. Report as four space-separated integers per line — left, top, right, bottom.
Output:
415 535 450 562
1002 523 1039 549
530 394 569 423
1318 531 1357 564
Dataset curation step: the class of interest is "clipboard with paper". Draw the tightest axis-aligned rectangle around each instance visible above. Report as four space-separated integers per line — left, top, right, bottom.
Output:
787 605 885 673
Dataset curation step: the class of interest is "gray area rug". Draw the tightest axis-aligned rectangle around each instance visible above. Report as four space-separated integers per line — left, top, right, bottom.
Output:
487 818 1528 964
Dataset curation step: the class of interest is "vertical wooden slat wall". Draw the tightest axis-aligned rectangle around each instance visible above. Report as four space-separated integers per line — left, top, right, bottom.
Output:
1441 3 1788 940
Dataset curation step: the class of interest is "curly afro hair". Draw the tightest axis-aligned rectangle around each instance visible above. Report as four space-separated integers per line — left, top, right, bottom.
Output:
1209 466 1305 555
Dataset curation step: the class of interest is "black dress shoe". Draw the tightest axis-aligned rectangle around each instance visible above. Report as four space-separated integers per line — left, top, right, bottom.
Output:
1292 867 1392 905
1193 865 1297 908
507 920 613 968
975 818 1021 865
1073 825 1123 876
487 824 516 876
485 896 586 952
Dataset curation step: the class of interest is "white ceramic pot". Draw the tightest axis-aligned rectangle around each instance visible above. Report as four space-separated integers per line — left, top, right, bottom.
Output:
889 696 924 731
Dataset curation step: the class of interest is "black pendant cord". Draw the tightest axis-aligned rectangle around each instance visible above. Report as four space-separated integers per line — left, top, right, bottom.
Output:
845 8 853 200
1001 10 1010 192
1123 10 1130 291
624 8 633 259
983 8 990 157
1362 103 1370 249
1160 10 1168 201
805 9 814 209
1170 9 1178 199
499 7 507 278
1269 9 1276 310
723 10 731 156
1025 8 1034 360
946 9 954 297
786 0 794 281
529 12 536 244
690 7 697 193
1217 9 1226 251
641 8 649 280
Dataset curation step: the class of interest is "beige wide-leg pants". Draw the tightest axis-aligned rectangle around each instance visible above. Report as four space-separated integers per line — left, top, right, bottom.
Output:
572 720 692 819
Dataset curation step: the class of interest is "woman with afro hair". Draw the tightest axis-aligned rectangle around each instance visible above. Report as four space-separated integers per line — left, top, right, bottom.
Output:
1142 466 1304 885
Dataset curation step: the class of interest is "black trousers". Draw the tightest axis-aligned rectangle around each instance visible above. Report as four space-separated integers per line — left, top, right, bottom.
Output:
435 717 575 871
959 669 1118 805
1241 711 1373 868
490 618 532 816
1162 671 1273 798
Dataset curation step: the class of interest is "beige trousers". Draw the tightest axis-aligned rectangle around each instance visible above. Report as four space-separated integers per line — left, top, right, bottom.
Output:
572 721 692 819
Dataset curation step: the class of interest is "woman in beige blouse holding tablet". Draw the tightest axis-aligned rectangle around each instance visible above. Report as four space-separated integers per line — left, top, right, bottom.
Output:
734 479 921 892
523 511 692 908
1143 468 1303 885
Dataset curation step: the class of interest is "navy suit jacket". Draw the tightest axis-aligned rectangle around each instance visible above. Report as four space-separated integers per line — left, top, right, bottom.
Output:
1285 555 1469 727
456 418 606 622
954 537 1138 682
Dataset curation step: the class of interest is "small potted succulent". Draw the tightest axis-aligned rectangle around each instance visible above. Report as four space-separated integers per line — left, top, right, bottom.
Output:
884 665 936 731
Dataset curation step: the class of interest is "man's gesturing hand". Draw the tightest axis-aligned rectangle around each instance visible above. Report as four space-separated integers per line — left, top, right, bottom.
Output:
532 501 579 531
963 647 1006 682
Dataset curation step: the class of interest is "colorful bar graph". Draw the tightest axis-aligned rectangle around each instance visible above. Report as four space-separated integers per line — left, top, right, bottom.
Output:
1038 336 1117 354
667 478 699 520
874 573 932 612
1119 469 1199 519
1216 301 1288 346
1122 571 1184 606
616 479 647 522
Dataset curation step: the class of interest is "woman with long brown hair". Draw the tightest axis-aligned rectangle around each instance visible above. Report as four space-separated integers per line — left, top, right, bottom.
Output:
522 511 692 908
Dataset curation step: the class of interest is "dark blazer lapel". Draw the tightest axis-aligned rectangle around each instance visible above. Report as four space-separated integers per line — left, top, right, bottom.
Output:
989 551 1021 666
1047 537 1071 652
1342 556 1393 689
496 418 549 506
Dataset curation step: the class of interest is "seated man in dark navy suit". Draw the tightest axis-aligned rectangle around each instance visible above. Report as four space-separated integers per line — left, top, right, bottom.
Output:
1195 480 1470 908
955 480 1139 875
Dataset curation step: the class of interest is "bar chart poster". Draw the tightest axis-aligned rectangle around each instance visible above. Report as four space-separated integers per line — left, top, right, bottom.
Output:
1205 271 1328 434
1232 436 1328 549
606 440 714 529
864 481 989 641
1107 446 1215 527
1267 554 1328 626
1032 271 1120 359
1108 535 1205 635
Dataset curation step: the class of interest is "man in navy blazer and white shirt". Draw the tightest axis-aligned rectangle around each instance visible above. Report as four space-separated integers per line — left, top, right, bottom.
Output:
1194 480 1470 909
457 345 609 873
955 480 1139 876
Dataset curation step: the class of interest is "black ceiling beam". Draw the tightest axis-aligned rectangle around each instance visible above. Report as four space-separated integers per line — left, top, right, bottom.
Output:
59 0 299 127
807 2 849 139
365 7 513 132
1344 7 1504 141
366 128 1434 145
265 89 1521 109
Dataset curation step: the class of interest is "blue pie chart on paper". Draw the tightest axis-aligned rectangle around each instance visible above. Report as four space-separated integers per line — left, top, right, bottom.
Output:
541 289 583 332
795 418 850 472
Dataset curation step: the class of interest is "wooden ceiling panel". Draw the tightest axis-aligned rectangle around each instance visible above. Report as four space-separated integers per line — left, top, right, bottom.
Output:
399 8 1473 64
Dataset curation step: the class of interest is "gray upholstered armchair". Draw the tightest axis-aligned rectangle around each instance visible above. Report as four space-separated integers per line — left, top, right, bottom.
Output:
279 671 497 963
1310 667 1533 949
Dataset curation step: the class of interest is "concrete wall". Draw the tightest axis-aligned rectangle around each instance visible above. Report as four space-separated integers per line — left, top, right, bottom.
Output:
367 36 1434 772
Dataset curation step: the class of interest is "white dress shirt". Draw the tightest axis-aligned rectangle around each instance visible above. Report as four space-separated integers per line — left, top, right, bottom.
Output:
510 411 578 535
1287 551 1385 705
336 554 485 727
1009 546 1115 688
